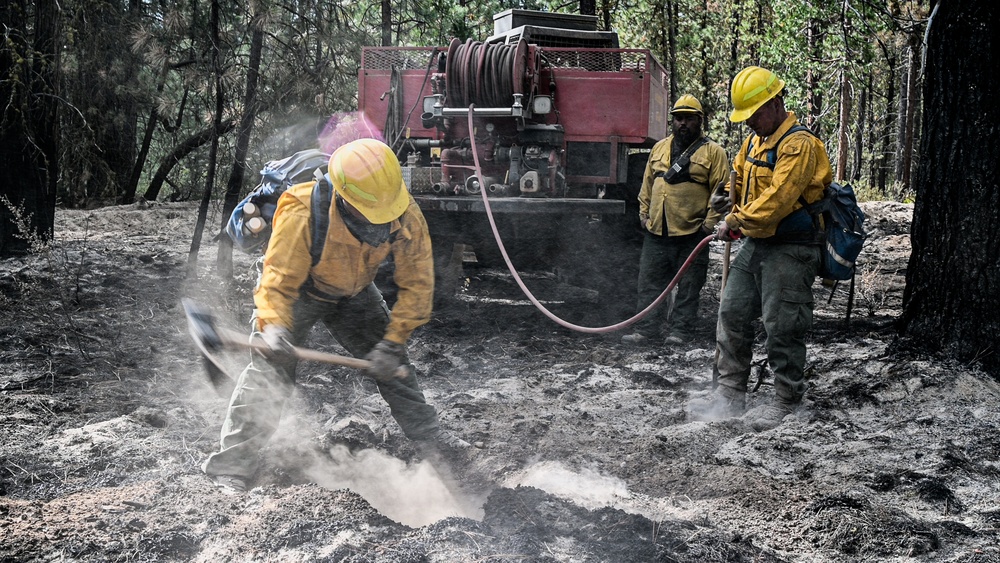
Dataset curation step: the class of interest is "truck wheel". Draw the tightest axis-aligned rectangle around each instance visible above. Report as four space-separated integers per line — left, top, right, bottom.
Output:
468 215 558 271
423 211 467 308
549 213 641 326
433 236 466 305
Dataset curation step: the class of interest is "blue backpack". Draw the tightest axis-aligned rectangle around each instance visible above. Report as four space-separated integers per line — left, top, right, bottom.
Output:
804 181 866 281
226 149 333 266
746 126 867 281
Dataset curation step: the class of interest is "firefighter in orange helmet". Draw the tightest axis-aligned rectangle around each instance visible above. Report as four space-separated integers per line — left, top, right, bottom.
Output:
203 139 469 493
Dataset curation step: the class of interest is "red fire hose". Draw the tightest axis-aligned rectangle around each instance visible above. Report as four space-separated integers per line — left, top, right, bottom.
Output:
466 107 715 334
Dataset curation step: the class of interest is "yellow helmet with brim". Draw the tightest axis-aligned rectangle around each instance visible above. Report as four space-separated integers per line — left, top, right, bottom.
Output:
729 66 785 123
671 94 704 116
328 138 408 224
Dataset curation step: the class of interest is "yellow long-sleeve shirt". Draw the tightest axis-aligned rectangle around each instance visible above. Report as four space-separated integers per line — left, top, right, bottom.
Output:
254 181 434 344
638 134 730 236
725 112 832 239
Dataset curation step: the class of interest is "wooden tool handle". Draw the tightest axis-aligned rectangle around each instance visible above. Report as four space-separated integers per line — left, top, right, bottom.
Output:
720 168 737 293
714 168 739 389
217 327 408 379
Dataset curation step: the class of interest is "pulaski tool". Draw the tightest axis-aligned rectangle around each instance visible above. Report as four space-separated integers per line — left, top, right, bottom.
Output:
182 299 407 397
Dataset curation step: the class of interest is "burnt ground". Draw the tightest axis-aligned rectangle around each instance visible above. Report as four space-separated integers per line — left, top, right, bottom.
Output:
1 200 998 562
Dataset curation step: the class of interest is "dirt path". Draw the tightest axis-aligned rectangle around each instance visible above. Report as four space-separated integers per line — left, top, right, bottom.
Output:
1 200 997 562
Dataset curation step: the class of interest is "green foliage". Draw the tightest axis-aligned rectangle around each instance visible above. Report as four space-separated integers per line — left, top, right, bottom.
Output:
39 0 927 207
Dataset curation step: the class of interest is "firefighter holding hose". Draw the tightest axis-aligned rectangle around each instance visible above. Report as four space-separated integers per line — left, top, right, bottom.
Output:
690 66 831 431
203 139 469 493
621 95 730 346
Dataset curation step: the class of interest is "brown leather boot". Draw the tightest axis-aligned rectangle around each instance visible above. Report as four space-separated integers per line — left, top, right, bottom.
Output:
747 399 797 431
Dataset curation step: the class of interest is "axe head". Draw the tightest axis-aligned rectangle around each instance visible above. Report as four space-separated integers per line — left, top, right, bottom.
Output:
182 298 237 397
183 298 224 352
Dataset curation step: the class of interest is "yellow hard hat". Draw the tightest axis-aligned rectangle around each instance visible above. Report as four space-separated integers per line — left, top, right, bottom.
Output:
329 138 408 224
729 66 786 123
671 94 703 116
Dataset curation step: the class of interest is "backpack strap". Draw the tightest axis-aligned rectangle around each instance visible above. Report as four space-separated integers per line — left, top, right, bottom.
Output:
746 125 824 244
300 170 403 303
655 137 709 184
309 168 333 268
746 124 813 170
798 193 827 242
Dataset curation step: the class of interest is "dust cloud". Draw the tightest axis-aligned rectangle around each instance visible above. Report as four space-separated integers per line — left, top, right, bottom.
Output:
319 112 385 154
505 460 674 522
302 445 486 527
184 290 488 529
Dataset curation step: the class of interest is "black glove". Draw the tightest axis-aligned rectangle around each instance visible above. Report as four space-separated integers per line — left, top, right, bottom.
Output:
710 180 732 215
260 324 296 361
365 339 406 383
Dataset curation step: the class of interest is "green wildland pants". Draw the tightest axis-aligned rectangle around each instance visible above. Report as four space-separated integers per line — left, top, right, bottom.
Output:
633 231 709 338
715 239 820 402
203 284 439 479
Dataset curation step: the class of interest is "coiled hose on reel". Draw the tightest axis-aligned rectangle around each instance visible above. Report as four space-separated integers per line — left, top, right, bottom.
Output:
445 38 529 108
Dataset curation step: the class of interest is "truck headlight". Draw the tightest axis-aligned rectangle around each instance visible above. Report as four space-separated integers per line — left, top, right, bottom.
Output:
531 96 552 115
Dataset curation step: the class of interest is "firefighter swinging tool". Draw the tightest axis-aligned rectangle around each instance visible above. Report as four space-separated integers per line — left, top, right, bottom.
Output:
182 299 407 397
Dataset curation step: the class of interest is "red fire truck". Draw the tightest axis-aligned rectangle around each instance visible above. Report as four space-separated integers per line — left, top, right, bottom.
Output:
359 9 670 318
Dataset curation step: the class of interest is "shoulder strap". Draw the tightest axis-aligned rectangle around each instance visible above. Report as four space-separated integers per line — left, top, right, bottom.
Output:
309 168 333 267
746 125 814 170
655 137 709 183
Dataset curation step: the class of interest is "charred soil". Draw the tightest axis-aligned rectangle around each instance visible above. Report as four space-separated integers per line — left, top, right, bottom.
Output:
1 200 998 562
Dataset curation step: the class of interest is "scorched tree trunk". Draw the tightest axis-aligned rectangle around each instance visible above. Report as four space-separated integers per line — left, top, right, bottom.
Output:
898 0 1000 376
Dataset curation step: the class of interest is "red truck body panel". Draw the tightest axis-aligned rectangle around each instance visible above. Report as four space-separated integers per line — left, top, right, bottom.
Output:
359 46 669 186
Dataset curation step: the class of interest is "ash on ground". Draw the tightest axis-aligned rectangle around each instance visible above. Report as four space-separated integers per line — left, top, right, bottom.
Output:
1 201 998 562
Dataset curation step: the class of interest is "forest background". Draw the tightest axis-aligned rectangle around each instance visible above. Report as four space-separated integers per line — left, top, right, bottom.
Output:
2 0 998 374
1 0 927 214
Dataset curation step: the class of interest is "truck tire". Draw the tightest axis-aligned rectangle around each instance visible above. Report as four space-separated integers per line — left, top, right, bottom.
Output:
549 212 641 325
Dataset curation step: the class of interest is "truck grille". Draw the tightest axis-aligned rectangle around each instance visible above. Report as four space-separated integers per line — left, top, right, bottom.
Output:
363 47 663 85
403 167 442 194
362 47 437 71
542 49 647 72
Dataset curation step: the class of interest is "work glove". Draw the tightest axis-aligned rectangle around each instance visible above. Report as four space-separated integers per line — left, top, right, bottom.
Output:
365 339 407 383
260 324 296 361
710 180 732 215
715 219 742 241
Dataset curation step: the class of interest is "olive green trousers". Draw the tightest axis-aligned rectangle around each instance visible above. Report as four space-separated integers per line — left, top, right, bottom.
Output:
632 231 709 338
203 284 439 479
715 239 820 402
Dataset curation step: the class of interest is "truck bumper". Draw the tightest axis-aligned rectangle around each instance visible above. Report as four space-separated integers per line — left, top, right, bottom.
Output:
413 195 624 215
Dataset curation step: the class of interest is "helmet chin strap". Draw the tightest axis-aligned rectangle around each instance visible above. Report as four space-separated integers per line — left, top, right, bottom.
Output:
336 196 391 246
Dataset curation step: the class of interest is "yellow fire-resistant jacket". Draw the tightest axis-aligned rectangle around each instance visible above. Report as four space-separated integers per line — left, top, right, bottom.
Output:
638 134 729 236
254 181 434 344
725 112 832 239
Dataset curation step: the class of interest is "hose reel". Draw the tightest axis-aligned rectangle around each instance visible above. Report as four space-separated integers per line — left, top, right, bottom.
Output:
445 38 531 108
